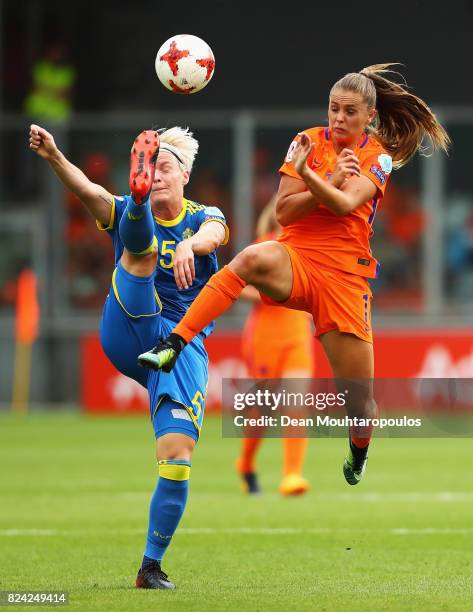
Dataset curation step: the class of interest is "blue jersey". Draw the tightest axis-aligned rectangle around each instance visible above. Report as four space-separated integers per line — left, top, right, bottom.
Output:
98 195 228 337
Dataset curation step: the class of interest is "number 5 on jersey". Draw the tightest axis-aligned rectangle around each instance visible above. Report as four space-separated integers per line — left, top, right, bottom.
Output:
159 240 176 269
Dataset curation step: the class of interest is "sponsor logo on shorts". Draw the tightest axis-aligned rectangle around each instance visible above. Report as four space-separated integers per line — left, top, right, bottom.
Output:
171 408 192 422
370 164 386 185
358 258 371 266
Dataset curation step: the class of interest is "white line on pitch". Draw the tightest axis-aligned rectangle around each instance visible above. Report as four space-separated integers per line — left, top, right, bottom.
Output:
1 527 473 537
30 491 472 502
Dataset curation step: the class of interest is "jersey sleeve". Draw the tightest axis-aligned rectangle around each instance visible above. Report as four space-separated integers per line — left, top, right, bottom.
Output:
360 151 393 197
196 205 229 245
96 196 127 232
279 131 318 180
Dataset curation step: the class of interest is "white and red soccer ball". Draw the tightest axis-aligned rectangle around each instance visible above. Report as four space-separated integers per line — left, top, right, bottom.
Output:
155 34 215 94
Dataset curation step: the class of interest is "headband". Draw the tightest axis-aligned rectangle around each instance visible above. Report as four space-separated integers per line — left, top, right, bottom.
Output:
159 144 186 169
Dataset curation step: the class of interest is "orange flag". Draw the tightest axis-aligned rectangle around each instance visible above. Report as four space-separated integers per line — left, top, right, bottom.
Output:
15 269 40 344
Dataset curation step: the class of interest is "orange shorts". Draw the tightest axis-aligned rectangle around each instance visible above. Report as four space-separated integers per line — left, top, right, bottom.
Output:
261 245 373 343
244 338 314 379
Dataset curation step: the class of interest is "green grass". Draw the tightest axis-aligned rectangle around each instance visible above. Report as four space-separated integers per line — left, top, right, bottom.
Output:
1 412 472 611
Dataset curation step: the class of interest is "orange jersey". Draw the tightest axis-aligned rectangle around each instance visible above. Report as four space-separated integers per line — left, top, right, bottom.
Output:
278 127 392 278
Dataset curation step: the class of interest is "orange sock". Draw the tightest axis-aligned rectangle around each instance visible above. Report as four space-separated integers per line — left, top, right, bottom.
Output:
282 438 308 476
350 424 373 448
237 438 263 474
174 266 247 343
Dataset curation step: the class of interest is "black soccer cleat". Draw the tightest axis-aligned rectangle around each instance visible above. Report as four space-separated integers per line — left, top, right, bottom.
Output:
135 560 176 590
138 333 186 373
241 471 261 495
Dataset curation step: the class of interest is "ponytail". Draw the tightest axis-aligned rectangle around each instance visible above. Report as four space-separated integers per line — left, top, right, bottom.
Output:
331 63 450 168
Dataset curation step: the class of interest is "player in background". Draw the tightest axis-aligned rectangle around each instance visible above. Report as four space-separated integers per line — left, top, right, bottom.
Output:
237 197 314 496
138 64 450 485
29 125 228 590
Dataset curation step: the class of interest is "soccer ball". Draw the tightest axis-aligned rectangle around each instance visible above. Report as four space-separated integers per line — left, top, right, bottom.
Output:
155 34 215 94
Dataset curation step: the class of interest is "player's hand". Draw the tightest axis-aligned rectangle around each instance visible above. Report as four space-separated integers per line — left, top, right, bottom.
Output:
292 133 314 176
29 124 59 160
173 240 196 290
329 148 360 188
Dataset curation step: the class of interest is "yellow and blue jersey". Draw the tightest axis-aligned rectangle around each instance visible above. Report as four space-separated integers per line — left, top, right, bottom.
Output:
98 195 229 338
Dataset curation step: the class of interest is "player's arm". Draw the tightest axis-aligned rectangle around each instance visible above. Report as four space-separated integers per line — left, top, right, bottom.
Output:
29 124 113 226
290 133 376 216
173 221 227 290
275 175 320 226
275 148 361 225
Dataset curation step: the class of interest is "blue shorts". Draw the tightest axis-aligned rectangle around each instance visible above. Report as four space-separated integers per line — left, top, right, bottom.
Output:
100 262 208 441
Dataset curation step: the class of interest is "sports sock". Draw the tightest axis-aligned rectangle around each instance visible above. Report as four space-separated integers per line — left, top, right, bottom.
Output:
119 198 156 255
349 423 373 450
238 438 263 474
174 266 247 343
282 438 308 476
143 459 191 563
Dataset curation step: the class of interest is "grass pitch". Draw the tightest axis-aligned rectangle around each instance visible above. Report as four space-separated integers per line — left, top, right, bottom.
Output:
0 412 472 611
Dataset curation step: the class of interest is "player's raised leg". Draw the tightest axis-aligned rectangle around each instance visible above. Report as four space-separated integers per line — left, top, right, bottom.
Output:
119 130 160 261
320 331 375 485
100 130 162 382
138 241 294 371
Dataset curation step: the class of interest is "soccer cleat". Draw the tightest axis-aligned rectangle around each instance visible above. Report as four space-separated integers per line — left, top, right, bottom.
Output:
343 447 368 485
129 130 160 204
138 333 186 373
240 471 261 494
135 560 176 590
235 458 261 494
278 473 310 496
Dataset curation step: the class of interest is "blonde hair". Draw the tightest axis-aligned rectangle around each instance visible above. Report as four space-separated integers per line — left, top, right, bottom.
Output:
158 126 199 173
256 195 279 238
330 63 450 168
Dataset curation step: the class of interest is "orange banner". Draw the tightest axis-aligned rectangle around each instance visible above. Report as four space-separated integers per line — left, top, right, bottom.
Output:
81 330 473 413
15 269 40 344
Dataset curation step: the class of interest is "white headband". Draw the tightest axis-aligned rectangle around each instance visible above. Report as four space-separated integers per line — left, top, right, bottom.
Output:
159 144 187 170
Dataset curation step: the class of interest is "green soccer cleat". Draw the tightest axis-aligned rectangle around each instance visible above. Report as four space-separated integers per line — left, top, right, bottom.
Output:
138 333 186 373
343 447 368 486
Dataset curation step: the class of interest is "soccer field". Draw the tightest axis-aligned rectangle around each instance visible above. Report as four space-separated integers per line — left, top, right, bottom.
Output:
1 413 472 611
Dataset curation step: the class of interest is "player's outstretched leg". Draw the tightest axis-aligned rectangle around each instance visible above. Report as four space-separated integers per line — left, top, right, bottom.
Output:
138 265 247 371
119 130 160 256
